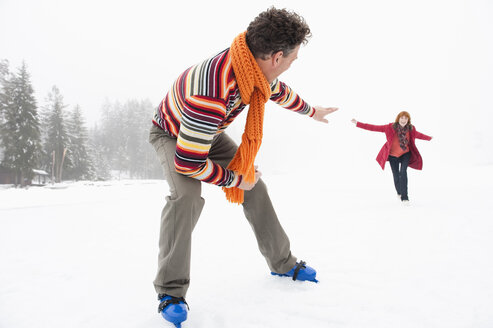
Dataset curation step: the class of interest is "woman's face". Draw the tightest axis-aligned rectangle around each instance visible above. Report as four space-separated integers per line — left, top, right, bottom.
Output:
399 115 409 127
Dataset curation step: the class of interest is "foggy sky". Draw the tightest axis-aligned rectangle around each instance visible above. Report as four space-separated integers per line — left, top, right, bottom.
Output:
1 0 492 166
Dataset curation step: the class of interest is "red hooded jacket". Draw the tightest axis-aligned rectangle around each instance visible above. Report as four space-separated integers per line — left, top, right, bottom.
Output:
356 122 432 170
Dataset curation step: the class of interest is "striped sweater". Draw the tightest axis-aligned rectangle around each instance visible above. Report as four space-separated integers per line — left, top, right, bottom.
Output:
153 48 315 188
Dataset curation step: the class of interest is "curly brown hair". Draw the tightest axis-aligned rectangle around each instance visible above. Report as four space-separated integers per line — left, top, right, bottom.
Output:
246 7 311 60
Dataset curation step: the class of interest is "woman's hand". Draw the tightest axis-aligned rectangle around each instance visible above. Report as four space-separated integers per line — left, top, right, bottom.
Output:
351 118 357 125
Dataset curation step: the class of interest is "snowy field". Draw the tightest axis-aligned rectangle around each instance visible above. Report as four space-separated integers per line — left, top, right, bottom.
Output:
1 163 492 328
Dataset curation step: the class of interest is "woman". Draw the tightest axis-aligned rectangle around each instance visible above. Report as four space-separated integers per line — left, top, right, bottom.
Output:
351 111 432 203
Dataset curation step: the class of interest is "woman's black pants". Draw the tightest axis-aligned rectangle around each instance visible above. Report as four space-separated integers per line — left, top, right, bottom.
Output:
388 152 411 201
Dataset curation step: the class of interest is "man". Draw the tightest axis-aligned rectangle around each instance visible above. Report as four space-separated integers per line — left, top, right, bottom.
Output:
149 7 338 327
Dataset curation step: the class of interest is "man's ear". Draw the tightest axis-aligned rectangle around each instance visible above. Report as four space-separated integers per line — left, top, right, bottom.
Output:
271 51 283 67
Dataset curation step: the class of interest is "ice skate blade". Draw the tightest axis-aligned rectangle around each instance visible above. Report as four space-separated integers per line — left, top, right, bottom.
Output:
271 272 319 283
166 318 184 328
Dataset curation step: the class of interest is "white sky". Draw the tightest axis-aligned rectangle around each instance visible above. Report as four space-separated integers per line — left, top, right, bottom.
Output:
1 0 492 163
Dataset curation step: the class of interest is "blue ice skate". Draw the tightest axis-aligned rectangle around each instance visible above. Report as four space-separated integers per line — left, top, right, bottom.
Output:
271 260 318 283
158 294 189 328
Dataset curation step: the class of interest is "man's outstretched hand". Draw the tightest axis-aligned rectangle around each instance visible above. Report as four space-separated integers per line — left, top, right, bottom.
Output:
312 107 339 123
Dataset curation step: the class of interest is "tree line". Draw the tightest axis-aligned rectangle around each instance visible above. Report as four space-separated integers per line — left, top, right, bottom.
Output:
0 59 163 186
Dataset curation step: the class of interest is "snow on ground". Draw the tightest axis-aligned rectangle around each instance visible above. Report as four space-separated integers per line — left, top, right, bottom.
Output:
1 164 492 328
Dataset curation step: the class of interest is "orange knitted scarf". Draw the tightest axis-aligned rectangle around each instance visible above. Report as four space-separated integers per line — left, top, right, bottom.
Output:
223 31 272 204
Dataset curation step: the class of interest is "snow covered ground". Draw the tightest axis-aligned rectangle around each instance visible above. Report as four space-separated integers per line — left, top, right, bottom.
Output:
1 164 492 328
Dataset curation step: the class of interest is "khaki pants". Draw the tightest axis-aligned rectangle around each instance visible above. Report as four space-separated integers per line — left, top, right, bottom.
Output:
149 124 296 297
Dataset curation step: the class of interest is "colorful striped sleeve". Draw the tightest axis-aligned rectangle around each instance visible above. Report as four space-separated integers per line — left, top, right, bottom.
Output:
174 95 241 188
269 79 315 117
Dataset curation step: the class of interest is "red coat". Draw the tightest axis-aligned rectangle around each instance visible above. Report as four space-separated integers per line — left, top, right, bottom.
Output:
356 122 432 170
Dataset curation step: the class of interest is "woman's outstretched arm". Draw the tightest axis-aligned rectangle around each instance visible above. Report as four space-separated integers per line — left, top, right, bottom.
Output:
415 130 433 141
351 118 387 132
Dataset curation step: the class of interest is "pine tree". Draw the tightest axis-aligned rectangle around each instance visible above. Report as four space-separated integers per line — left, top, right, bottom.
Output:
66 105 95 180
0 62 41 186
0 59 8 81
122 99 144 178
95 100 127 178
0 59 10 162
88 123 111 180
0 59 9 123
123 99 162 179
41 86 71 183
87 98 164 180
